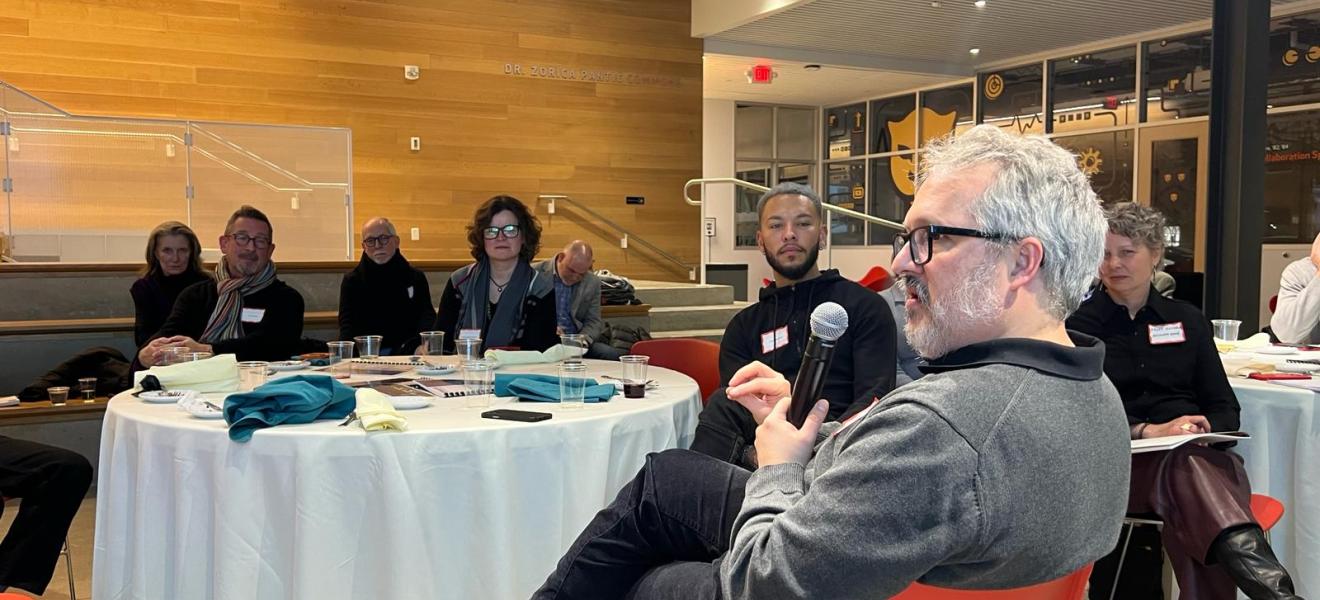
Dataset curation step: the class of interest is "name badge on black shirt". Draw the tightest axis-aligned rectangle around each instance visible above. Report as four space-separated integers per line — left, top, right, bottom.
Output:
1148 322 1186 345
241 308 266 323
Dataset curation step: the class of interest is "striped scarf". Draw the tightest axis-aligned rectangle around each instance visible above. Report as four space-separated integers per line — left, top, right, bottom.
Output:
200 256 277 344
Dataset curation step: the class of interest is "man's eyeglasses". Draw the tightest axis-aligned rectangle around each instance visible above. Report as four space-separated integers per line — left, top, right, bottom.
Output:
362 234 396 249
227 233 272 249
482 224 522 240
892 225 1014 266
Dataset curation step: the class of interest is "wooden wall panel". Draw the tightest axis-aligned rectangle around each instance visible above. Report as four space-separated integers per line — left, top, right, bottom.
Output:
0 0 703 281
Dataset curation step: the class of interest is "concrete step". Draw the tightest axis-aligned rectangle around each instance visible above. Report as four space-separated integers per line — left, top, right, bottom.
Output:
649 328 725 343
632 280 735 308
649 302 748 332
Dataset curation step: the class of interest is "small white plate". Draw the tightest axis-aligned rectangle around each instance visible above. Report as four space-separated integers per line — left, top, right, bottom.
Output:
1256 346 1299 356
389 397 432 410
269 360 311 372
188 406 225 419
1278 362 1320 373
140 390 192 404
416 365 455 376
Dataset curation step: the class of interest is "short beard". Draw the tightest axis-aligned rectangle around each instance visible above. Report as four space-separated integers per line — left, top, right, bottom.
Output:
764 243 820 282
901 256 1005 359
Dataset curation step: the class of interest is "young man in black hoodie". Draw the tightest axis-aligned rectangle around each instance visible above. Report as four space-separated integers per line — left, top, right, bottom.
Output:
338 217 436 355
689 182 897 464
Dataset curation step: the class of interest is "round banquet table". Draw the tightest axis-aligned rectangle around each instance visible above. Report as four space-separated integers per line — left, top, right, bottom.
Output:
92 358 702 600
1219 351 1320 599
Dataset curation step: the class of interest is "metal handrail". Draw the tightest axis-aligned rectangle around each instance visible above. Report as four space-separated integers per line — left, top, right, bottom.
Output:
683 177 905 231
538 194 696 281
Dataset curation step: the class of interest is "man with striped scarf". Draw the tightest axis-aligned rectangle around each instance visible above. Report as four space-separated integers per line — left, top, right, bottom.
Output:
137 205 305 366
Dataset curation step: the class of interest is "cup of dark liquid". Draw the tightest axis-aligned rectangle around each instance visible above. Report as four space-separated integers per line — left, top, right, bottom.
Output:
619 355 649 399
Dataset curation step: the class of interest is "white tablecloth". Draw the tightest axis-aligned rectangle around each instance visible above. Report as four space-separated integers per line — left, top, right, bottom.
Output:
1223 357 1320 597
92 359 701 600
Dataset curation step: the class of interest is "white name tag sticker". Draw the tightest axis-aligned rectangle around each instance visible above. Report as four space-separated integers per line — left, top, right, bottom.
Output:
407 286 415 299
240 308 266 323
760 326 789 354
459 328 482 341
1148 322 1186 345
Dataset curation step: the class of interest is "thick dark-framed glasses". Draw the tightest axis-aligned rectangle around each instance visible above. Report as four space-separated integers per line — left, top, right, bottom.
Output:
362 234 396 248
893 225 1014 266
226 232 272 249
482 224 521 240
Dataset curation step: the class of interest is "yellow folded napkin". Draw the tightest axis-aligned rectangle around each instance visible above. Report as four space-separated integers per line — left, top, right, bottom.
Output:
1220 356 1278 377
134 354 240 393
354 388 407 432
1215 332 1271 353
485 344 577 367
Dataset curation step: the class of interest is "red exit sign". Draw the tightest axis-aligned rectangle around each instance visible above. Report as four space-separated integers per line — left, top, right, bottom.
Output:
748 64 775 84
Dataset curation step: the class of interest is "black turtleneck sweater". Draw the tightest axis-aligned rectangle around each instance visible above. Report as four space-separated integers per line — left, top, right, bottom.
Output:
130 270 213 347
337 251 436 354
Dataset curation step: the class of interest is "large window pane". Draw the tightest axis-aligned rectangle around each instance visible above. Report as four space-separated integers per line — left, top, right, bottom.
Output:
868 154 915 245
776 107 816 161
1268 12 1320 109
869 95 916 154
825 161 866 246
920 84 974 147
978 64 1044 135
824 103 866 159
1050 47 1137 134
1143 33 1211 123
1052 130 1134 205
735 105 773 158
1264 110 1320 244
734 162 771 248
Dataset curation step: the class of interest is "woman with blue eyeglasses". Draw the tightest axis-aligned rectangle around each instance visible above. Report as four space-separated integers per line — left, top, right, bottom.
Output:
432 195 558 354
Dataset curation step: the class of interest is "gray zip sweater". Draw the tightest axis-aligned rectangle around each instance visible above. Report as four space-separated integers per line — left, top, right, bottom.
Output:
720 334 1131 598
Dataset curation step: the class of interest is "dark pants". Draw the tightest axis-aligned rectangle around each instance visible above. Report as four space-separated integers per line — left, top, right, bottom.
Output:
1125 444 1256 600
0 436 92 595
532 449 750 600
587 341 627 361
688 389 758 465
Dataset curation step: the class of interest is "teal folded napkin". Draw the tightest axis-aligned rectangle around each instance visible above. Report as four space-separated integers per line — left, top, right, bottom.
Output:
223 374 356 442
493 373 616 403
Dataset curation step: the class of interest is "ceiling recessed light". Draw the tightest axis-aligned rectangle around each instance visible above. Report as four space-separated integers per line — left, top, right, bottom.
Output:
974 0 987 7
969 48 980 55
804 64 822 71
930 1 940 6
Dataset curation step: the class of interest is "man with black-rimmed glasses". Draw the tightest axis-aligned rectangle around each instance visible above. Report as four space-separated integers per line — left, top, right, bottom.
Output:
137 205 305 366
337 217 435 355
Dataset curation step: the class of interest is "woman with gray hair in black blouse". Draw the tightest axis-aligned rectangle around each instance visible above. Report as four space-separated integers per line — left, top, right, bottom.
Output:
1067 202 1298 600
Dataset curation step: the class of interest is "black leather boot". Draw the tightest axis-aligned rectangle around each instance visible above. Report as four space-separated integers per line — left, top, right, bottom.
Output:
1212 526 1303 600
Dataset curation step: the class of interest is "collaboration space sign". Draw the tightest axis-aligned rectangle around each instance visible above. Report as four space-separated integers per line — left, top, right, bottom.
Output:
503 63 678 87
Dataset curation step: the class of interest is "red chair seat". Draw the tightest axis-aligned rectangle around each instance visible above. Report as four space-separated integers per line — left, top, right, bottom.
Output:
892 564 1093 600
630 338 721 404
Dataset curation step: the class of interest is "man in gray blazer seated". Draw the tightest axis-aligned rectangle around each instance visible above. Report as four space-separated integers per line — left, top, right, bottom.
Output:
534 240 623 360
532 125 1132 599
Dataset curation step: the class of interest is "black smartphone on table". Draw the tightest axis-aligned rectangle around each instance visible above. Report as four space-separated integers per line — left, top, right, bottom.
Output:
481 409 552 423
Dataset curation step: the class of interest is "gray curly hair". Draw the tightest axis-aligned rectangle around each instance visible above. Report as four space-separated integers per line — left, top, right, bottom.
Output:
1104 202 1166 252
918 125 1107 320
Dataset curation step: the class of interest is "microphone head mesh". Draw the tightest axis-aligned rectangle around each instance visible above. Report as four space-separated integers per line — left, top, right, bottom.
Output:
809 302 849 341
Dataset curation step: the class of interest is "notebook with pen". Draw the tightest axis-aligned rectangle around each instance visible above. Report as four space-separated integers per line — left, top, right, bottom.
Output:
413 378 481 398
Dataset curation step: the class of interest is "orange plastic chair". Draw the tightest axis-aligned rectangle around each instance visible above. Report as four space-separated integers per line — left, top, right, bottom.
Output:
1250 493 1286 531
630 338 722 405
0 593 32 600
857 265 895 292
892 564 1093 600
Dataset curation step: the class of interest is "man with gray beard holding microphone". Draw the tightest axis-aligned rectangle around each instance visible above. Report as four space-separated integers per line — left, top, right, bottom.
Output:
531 126 1131 599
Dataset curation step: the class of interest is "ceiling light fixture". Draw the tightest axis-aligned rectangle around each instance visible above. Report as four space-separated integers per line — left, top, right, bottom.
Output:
974 0 986 7
969 48 981 55
804 64 822 71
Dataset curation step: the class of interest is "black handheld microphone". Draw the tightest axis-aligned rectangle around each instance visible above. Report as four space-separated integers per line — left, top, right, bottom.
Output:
788 302 849 428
